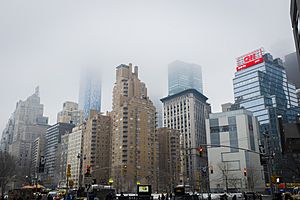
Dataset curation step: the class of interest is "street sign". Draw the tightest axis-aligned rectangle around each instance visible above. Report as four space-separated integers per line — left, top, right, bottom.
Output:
85 184 93 193
84 176 93 185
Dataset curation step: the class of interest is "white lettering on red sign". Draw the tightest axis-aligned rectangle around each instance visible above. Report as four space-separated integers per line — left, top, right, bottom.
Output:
236 48 264 71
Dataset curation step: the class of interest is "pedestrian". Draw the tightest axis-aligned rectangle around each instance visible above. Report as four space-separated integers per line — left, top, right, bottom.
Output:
243 192 248 200
120 192 124 200
170 193 172 200
208 194 211 200
162 194 165 200
158 195 161 200
106 192 113 200
166 193 169 200
232 195 237 200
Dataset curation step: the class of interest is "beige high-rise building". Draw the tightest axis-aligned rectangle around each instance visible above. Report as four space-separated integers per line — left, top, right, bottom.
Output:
161 89 210 191
58 133 69 187
111 64 157 192
157 128 181 193
57 101 83 125
82 110 112 185
66 125 83 188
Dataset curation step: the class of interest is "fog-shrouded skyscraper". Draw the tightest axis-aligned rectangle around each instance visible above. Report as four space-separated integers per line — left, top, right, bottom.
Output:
233 48 299 180
79 68 102 119
111 64 157 193
284 52 300 89
168 60 203 95
0 87 49 178
291 0 300 71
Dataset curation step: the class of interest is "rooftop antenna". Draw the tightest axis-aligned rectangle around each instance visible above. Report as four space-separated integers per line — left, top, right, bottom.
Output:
35 86 40 96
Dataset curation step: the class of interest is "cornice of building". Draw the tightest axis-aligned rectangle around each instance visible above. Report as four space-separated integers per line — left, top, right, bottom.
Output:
160 88 208 103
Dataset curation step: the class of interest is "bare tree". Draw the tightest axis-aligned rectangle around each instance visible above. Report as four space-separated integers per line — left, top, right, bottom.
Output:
246 167 264 191
0 151 17 198
216 162 242 192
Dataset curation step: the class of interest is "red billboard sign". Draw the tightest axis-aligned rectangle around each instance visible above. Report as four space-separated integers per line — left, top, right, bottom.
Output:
236 48 264 71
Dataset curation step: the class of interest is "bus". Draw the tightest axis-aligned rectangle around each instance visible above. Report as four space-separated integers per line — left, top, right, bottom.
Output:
87 184 116 200
174 185 191 196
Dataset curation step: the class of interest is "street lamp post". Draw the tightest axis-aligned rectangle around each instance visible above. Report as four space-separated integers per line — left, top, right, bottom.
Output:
77 153 85 188
183 142 274 194
263 131 275 199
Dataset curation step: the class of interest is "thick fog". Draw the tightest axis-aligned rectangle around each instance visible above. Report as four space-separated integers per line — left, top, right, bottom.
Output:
0 0 295 132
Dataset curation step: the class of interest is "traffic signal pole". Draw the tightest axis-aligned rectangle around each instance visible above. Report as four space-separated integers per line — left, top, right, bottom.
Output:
263 132 275 199
186 143 273 195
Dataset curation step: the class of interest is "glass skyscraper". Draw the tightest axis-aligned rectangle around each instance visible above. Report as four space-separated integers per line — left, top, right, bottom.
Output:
168 60 203 95
233 49 299 177
78 68 102 119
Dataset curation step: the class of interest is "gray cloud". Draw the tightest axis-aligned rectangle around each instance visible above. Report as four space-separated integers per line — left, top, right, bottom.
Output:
0 0 295 132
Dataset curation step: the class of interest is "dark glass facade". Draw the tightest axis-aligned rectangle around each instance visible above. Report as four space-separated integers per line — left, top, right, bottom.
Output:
291 0 300 71
233 52 299 178
284 52 300 89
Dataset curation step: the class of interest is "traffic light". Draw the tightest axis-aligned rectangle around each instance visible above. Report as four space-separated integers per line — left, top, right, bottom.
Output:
69 180 74 187
276 177 282 184
108 178 114 186
243 168 247 176
67 164 71 178
86 165 91 176
197 147 204 157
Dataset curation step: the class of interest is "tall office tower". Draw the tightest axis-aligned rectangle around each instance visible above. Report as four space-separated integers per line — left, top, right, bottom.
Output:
44 122 75 188
58 133 70 187
297 89 300 105
66 125 84 188
206 109 265 192
284 52 300 89
82 110 112 185
111 64 157 192
291 0 300 70
79 68 102 119
153 97 163 128
233 48 299 180
277 115 300 182
161 89 210 191
168 60 203 96
0 117 14 152
57 101 83 125
157 128 181 193
30 136 46 178
0 87 49 177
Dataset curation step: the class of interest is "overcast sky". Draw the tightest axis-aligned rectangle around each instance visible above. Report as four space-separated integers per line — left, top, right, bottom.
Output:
0 0 295 133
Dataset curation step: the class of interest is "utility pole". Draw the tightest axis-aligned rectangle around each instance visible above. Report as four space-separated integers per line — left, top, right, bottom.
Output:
263 131 274 199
